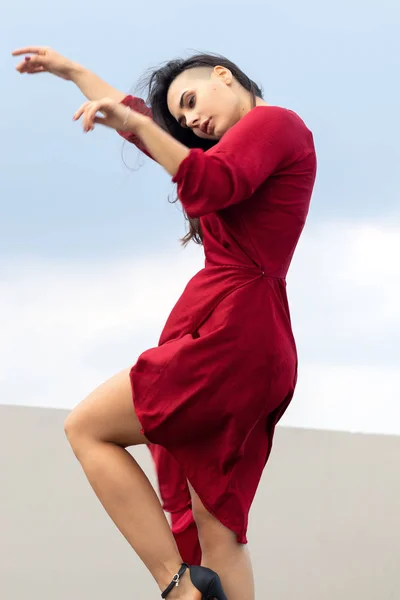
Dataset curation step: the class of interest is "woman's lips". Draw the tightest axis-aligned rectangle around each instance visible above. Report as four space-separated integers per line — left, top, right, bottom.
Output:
199 118 215 136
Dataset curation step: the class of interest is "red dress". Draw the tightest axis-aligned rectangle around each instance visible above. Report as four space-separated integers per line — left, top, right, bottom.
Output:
118 96 317 563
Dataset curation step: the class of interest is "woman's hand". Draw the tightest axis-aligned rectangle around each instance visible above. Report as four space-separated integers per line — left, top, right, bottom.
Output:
12 46 76 80
73 97 145 133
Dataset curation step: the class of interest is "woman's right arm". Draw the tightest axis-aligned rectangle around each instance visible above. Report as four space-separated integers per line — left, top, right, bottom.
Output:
12 46 126 102
69 64 126 103
12 46 154 158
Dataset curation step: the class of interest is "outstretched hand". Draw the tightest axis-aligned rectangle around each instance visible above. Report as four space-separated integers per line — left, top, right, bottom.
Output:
73 98 143 133
12 46 75 80
74 97 188 178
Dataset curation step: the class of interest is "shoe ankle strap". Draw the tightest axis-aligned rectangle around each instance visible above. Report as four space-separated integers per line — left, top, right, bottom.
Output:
161 563 190 598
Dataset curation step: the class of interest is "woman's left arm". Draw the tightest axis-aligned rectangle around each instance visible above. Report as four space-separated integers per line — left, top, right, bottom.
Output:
74 97 190 176
74 98 315 217
132 115 190 177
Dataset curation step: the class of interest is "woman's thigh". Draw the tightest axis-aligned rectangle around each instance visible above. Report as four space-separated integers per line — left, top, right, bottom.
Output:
65 367 149 448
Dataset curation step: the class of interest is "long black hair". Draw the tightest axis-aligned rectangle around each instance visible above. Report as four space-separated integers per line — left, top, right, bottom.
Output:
137 53 264 246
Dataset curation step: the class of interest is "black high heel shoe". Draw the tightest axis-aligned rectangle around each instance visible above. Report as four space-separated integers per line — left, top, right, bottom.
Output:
161 562 228 599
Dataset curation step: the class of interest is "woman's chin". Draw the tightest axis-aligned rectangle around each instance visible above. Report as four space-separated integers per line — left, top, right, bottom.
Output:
195 129 214 140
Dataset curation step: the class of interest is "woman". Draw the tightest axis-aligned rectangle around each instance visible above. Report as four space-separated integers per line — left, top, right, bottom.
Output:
12 46 317 600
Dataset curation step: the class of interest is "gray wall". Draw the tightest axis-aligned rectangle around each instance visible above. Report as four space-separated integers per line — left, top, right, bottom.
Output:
1 404 399 599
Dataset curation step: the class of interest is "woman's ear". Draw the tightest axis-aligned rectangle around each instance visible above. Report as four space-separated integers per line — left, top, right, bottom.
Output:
213 65 233 85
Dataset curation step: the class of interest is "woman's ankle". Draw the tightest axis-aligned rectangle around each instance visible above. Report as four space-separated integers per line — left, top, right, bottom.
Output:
158 564 200 600
157 562 184 593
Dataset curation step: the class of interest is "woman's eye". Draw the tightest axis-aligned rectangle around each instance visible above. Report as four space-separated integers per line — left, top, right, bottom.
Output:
178 95 195 127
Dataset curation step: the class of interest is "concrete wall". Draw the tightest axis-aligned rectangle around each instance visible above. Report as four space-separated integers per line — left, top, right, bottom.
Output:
1 404 399 599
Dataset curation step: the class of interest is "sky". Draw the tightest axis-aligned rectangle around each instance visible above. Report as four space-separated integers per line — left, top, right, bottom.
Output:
1 0 399 435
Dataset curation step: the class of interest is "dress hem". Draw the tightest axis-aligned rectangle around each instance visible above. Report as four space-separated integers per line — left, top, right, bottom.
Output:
132 391 248 545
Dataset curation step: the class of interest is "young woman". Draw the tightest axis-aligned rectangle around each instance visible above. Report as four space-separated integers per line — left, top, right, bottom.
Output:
12 46 317 600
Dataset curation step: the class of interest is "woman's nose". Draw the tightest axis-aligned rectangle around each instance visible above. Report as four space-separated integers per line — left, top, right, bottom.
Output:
186 113 200 129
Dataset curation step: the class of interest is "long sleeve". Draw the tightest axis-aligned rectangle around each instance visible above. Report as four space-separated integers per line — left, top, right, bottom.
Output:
172 106 315 218
117 95 154 160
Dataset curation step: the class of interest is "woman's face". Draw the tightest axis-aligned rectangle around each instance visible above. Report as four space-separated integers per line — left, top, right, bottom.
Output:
167 66 244 141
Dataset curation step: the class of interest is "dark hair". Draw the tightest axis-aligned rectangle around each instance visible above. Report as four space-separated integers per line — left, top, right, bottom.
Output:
137 52 264 246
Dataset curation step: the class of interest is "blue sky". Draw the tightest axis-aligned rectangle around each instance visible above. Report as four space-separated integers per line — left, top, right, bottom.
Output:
1 0 399 433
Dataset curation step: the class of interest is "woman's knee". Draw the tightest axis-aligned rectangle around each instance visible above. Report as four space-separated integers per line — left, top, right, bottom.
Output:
63 392 116 455
190 487 236 550
64 408 93 456
64 368 148 454
191 495 213 530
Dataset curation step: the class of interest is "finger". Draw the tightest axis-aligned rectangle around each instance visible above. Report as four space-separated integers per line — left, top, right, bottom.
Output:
16 64 47 74
85 116 114 131
27 67 46 74
15 60 26 72
24 55 44 64
12 46 49 56
73 101 92 121
16 55 47 72
84 103 102 131
15 58 31 72
93 116 112 128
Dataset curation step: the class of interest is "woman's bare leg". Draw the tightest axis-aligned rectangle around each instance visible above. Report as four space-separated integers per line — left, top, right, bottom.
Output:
64 367 200 599
189 483 255 600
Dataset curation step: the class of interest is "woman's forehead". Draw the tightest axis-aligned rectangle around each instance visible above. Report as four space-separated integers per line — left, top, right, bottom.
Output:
168 68 211 108
167 73 193 111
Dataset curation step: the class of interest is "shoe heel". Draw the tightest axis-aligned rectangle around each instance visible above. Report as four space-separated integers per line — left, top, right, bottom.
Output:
189 565 228 600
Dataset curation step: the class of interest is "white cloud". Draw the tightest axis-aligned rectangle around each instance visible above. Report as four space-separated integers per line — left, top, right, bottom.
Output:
282 362 400 434
0 220 399 435
288 220 400 365
0 244 204 411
